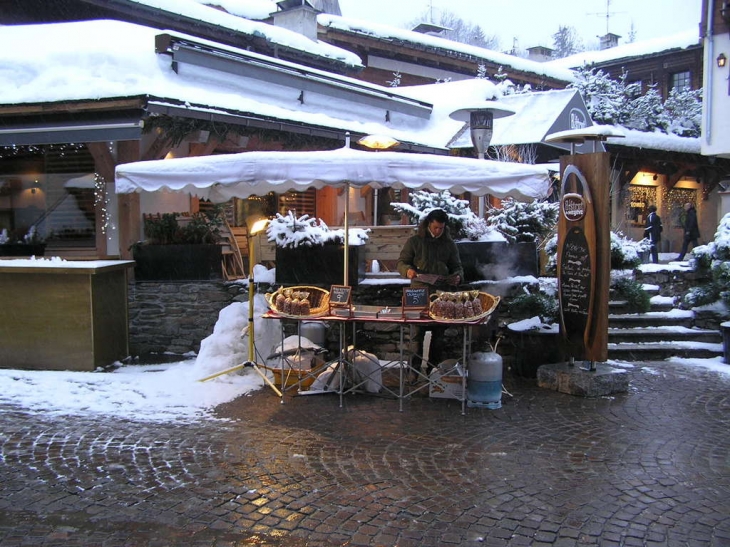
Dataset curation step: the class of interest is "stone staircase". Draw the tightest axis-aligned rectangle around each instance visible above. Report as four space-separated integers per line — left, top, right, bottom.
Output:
607 285 724 361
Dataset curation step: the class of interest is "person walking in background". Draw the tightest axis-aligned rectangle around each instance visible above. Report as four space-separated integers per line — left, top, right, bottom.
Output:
676 202 700 261
643 205 662 264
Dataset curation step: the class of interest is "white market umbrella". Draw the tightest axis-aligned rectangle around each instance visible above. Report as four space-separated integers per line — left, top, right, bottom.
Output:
116 145 551 285
115 146 551 202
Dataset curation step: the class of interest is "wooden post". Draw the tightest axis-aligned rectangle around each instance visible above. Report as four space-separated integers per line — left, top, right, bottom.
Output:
116 140 141 260
558 153 610 366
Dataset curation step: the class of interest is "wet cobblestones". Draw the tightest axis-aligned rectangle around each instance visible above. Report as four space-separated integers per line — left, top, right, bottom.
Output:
1 361 729 546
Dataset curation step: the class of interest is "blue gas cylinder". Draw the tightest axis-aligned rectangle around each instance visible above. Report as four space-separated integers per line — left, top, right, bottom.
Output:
467 351 503 409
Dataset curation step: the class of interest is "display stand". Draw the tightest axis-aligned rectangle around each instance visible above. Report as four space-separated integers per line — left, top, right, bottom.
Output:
260 286 499 413
262 308 492 414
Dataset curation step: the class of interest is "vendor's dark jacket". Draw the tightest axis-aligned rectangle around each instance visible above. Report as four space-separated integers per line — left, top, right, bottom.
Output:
397 224 464 288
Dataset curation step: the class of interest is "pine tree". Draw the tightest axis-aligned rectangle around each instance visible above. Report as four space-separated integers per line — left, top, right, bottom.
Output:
625 87 667 132
664 87 702 137
552 25 584 58
569 67 621 124
569 66 703 138
407 9 500 50
387 71 401 88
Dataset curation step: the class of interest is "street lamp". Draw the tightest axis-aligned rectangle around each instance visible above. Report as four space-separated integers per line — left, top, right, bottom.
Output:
449 103 515 160
246 218 270 362
357 134 401 226
449 103 515 215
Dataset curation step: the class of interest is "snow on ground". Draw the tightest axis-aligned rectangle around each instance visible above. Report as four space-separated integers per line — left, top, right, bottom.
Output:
1 263 729 424
0 264 281 424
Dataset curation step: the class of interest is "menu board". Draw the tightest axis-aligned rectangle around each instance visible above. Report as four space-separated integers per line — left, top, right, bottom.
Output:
559 227 591 334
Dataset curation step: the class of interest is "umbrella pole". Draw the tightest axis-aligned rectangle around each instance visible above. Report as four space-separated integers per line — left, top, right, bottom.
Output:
344 181 349 286
248 236 255 362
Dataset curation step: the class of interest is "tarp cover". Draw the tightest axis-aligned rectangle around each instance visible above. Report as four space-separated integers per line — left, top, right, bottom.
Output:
115 146 550 203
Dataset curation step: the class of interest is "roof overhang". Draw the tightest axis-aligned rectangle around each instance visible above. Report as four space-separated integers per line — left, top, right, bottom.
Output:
156 33 432 120
0 102 146 145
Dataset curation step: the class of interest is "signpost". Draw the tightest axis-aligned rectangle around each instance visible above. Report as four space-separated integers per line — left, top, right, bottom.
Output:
557 153 610 369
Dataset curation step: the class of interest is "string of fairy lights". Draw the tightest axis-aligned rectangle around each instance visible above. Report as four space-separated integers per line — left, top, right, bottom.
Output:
93 172 115 236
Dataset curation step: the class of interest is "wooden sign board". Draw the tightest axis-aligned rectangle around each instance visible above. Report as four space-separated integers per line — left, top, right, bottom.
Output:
558 153 610 364
402 287 429 315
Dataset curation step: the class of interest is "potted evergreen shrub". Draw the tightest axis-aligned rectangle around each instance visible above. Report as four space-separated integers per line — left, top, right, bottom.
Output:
132 208 224 281
266 211 369 287
391 190 557 281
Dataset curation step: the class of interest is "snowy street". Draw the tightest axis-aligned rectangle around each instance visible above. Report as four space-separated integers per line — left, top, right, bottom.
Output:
1 356 729 546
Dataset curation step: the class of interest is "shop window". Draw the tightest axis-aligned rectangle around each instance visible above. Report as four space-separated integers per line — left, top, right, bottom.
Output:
666 188 697 228
627 185 657 226
0 144 96 248
670 70 691 91
278 188 316 218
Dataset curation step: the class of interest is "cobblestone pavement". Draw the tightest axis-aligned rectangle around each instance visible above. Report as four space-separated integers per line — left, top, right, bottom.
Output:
1 361 729 546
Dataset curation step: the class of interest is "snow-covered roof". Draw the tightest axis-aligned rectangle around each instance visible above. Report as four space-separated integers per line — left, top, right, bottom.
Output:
0 19 702 156
604 126 701 155
121 0 362 67
190 0 277 20
0 20 440 148
445 88 597 151
547 29 701 69
317 13 577 85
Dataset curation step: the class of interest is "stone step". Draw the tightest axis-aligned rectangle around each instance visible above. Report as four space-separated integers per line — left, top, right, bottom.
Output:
608 309 695 329
609 299 675 314
608 326 722 344
607 340 723 361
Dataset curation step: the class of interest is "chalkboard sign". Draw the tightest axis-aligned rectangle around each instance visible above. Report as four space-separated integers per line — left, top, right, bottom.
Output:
559 227 591 335
403 287 429 310
329 285 352 307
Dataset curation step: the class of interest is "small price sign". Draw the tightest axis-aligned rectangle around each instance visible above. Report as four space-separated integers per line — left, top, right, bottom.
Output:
329 285 352 307
403 287 429 310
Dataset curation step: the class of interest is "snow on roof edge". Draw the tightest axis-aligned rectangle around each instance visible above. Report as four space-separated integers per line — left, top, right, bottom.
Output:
547 29 701 69
317 13 577 84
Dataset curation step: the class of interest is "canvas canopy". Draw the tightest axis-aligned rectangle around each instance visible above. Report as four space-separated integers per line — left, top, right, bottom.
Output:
115 146 551 203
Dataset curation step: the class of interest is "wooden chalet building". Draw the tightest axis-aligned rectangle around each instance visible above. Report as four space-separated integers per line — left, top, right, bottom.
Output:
1 0 729 263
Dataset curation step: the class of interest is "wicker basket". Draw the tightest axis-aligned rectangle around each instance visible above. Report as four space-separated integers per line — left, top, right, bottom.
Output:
261 362 326 389
265 285 330 318
428 291 500 323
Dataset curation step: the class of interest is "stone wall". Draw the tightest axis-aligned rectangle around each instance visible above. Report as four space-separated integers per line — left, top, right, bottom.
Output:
128 280 248 358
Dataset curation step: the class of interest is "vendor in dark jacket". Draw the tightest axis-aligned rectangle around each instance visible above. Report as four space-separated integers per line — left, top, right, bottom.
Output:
397 208 463 288
397 209 463 376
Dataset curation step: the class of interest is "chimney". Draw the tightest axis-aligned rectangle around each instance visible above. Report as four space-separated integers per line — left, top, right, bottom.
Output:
271 0 320 41
599 32 621 50
526 45 555 62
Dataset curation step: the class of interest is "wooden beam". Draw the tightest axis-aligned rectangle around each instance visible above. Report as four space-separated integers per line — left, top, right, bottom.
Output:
142 131 172 161
667 166 691 190
0 98 146 116
188 135 221 157
86 142 116 181
116 140 141 260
